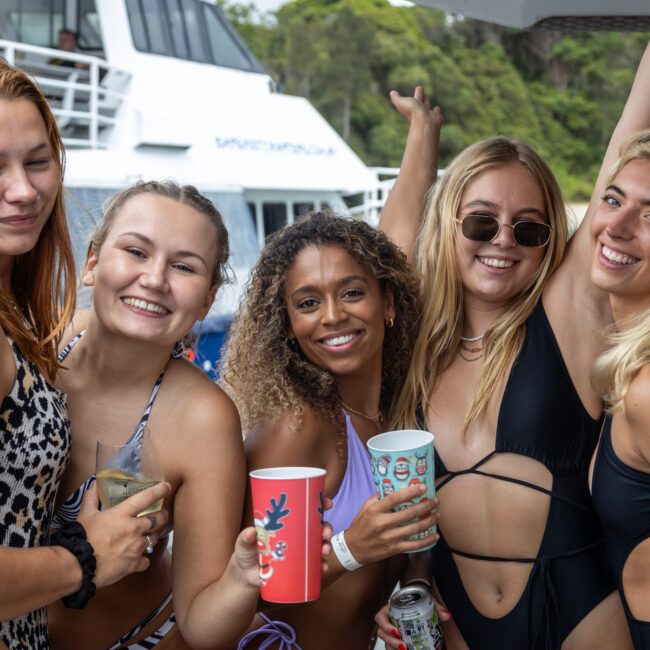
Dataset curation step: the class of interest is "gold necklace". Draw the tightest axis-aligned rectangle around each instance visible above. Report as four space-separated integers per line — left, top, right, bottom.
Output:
341 401 383 425
458 339 483 362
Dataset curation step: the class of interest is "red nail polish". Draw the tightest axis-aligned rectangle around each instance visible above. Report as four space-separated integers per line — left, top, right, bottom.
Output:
399 643 407 650
390 628 401 639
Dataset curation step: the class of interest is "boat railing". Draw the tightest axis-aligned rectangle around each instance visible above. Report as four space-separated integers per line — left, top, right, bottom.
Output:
0 40 130 150
346 167 400 225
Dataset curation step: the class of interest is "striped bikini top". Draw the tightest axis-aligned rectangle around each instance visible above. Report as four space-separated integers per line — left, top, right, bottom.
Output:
52 332 181 526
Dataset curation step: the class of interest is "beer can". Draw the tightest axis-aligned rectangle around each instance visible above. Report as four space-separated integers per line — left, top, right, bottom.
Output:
388 585 443 650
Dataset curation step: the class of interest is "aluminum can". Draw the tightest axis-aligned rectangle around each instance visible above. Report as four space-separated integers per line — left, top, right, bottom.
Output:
388 585 443 650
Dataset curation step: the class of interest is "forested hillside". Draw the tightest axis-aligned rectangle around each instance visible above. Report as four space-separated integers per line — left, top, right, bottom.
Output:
222 0 649 200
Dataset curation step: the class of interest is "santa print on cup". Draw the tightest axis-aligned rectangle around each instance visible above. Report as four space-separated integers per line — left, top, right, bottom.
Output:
254 494 290 586
394 457 411 481
367 430 437 552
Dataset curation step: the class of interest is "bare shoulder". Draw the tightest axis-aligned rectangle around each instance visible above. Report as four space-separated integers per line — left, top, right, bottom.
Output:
625 364 650 454
160 359 242 445
245 405 332 470
59 311 92 348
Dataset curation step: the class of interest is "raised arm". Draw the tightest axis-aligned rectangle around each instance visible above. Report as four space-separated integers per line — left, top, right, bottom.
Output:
548 42 650 301
379 86 443 261
543 42 650 415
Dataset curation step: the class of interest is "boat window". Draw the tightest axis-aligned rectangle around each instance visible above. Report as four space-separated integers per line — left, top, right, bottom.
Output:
247 202 257 227
293 202 315 218
163 0 189 59
126 0 149 51
179 0 210 62
124 0 262 71
142 0 172 55
77 0 103 50
2 0 64 47
202 4 252 70
262 203 287 238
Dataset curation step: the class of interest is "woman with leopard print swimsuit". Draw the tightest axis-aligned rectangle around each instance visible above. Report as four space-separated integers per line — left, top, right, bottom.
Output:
0 62 169 650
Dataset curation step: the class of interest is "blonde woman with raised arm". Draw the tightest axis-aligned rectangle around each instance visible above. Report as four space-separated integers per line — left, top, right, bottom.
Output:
376 44 650 649
589 130 650 649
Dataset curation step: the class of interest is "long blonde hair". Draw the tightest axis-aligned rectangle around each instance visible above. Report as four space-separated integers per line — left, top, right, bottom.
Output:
592 310 650 412
591 129 650 412
393 137 568 430
0 62 75 379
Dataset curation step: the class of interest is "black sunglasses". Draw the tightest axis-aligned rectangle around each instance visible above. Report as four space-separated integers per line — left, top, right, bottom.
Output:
455 215 552 248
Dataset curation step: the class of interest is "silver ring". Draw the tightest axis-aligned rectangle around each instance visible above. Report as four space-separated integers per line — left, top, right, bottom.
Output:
144 534 154 555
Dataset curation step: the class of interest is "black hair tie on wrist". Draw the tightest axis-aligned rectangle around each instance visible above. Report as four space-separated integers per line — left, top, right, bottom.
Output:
50 521 97 609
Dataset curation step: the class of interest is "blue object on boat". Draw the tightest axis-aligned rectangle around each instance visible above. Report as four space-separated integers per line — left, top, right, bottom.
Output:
191 314 233 380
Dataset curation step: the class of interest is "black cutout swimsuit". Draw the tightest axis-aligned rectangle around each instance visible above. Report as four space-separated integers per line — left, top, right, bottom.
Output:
419 300 615 649
592 414 650 649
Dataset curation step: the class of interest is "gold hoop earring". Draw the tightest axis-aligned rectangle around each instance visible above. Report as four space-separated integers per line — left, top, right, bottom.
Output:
385 318 394 329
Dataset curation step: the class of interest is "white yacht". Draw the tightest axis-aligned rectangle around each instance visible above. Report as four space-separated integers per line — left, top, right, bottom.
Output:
0 0 386 324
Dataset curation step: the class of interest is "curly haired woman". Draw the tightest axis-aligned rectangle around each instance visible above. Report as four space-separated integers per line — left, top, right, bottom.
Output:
221 212 440 649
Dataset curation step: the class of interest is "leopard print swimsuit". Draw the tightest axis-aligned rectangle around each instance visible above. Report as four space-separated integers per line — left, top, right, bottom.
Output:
0 338 70 650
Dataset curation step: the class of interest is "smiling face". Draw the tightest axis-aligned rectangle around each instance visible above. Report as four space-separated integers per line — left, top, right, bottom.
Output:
83 193 219 347
454 162 548 311
284 244 395 381
590 158 650 317
0 99 59 286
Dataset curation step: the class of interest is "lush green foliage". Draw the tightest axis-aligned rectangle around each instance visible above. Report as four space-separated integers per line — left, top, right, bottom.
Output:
221 0 648 200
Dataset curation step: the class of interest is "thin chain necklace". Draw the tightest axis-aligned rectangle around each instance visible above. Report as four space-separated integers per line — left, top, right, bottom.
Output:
458 339 483 362
341 401 383 426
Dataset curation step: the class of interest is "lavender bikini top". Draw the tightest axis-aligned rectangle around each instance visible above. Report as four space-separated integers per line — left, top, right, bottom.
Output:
326 413 376 535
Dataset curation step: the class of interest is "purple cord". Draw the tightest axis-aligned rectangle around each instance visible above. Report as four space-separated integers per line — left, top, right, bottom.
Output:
237 613 302 650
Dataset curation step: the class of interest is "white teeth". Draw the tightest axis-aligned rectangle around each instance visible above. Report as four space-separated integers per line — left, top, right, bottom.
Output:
478 257 515 269
122 297 169 314
602 245 638 265
322 333 356 346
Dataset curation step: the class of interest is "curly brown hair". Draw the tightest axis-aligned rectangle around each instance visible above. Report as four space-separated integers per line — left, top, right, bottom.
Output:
220 213 421 433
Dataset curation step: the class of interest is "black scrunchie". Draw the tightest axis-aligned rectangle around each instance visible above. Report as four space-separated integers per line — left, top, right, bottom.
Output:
50 521 97 609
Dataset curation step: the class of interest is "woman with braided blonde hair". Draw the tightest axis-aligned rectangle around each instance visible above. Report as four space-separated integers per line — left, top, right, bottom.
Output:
589 129 650 649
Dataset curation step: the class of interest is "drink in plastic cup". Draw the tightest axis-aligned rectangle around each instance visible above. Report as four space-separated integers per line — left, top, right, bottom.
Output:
367 429 436 552
249 467 326 603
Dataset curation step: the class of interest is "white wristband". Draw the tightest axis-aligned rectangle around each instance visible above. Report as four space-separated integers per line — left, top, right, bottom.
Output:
331 530 363 571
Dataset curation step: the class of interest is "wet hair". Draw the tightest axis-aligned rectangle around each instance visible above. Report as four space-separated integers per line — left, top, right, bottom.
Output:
220 212 421 433
393 136 568 431
0 61 75 379
89 180 230 288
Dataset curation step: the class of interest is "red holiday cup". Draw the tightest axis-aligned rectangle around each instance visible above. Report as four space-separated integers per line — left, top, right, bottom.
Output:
249 466 327 603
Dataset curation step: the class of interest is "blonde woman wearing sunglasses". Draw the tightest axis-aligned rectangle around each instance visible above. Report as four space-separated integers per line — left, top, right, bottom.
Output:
375 42 650 650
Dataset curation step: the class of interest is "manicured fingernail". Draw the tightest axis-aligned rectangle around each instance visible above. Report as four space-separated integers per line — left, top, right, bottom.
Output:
390 628 401 639
399 643 407 650
441 608 451 617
